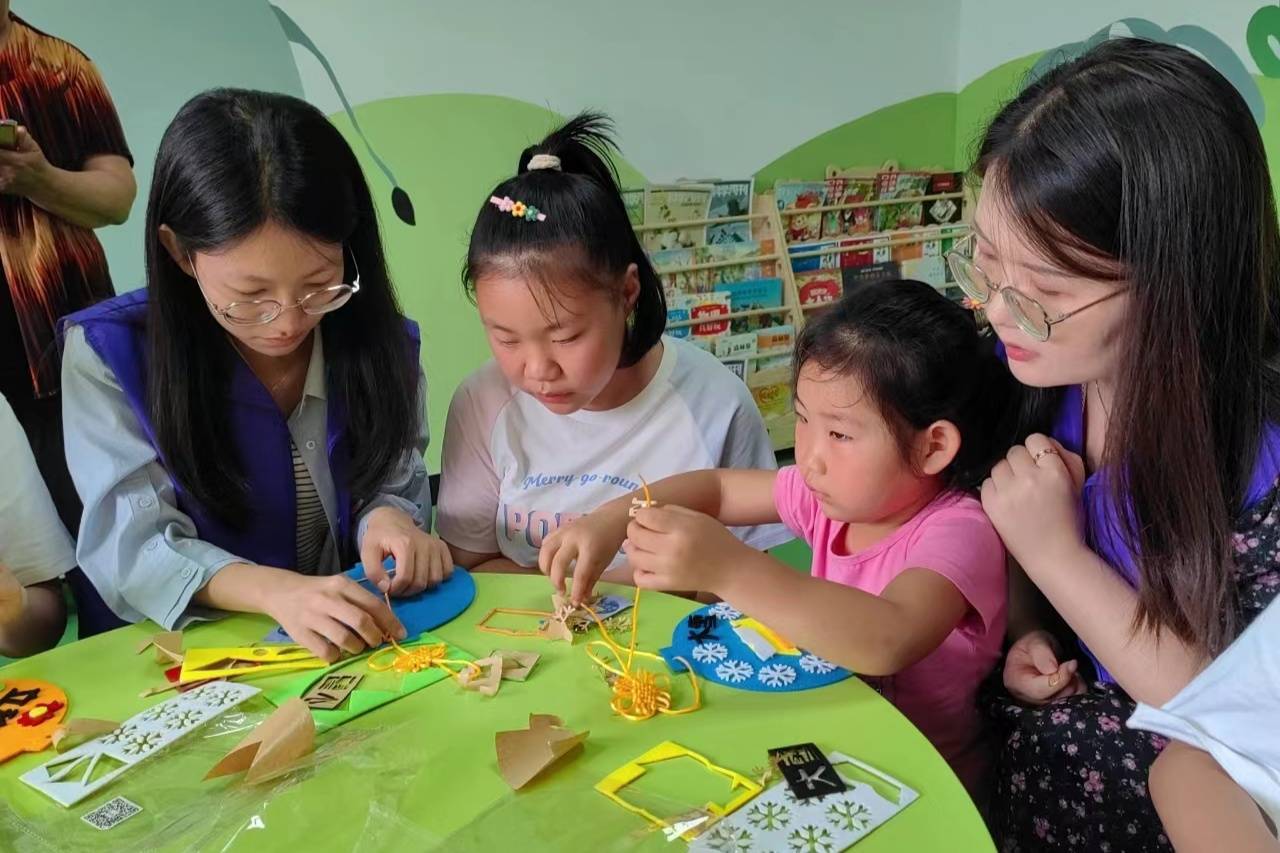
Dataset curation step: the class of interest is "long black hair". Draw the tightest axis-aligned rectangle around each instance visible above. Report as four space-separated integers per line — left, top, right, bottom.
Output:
794 279 1037 493
975 38 1280 653
462 112 665 368
145 88 419 528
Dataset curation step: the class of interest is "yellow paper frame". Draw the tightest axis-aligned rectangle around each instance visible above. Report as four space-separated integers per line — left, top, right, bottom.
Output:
594 741 762 840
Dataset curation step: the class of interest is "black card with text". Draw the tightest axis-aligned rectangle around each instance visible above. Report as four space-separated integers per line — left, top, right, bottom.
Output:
767 742 847 800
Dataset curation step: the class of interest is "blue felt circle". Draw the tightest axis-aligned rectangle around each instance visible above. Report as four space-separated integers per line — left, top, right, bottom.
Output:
660 603 853 693
265 561 476 643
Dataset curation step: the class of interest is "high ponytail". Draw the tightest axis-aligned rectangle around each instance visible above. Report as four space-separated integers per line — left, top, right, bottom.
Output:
463 112 665 368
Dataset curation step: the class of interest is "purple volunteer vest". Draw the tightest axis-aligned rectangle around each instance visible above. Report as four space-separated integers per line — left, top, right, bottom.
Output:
66 288 420 571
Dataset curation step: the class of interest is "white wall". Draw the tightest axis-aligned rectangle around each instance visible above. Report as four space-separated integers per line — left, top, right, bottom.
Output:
273 0 963 181
955 1 1262 86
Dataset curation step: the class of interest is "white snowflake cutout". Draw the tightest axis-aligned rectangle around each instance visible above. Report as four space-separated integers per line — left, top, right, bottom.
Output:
715 660 754 683
692 642 729 663
758 663 797 688
708 603 742 621
798 654 836 675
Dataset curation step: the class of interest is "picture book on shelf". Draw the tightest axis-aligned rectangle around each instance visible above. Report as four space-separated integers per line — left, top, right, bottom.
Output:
642 185 712 251
775 181 826 243
707 180 754 219
873 170 931 232
821 175 876 238
795 269 842 307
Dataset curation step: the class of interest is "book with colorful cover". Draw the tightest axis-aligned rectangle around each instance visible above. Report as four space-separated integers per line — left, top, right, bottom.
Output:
666 292 694 339
922 172 964 226
873 171 931 232
642 184 712 251
821 175 876 238
795 269 842 308
707 220 753 245
720 277 783 312
650 247 707 293
715 331 758 359
838 237 875 268
707 179 754 219
775 180 826 242
700 242 769 286
689 291 732 339
788 239 839 273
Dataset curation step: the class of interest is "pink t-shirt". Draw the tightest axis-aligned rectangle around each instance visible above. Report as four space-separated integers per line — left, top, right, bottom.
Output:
773 465 1007 791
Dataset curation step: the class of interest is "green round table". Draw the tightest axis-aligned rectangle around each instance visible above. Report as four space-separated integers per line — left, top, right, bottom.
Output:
0 575 993 851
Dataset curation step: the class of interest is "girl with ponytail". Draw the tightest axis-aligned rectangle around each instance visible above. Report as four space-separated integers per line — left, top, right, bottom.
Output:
436 112 788 575
541 277 1040 793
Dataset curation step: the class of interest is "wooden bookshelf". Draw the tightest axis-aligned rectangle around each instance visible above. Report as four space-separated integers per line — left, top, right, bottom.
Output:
637 178 971 452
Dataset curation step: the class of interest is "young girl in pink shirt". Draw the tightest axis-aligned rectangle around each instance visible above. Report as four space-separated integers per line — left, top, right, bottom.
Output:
541 278 1038 792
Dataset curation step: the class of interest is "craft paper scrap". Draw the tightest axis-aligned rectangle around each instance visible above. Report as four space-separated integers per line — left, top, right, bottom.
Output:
301 674 363 710
20 681 260 807
495 714 588 790
205 697 315 785
53 719 119 753
489 650 540 682
688 752 919 852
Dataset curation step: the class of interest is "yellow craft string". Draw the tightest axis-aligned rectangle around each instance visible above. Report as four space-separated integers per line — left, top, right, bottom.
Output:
582 476 701 721
366 589 480 680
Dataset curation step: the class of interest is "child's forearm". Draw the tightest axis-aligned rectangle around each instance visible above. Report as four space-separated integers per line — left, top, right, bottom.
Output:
1150 742 1279 853
598 469 780 531
715 551 960 676
0 581 67 657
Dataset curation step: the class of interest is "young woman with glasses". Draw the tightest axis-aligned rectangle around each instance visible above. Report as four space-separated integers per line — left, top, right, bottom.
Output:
949 39 1280 850
59 89 448 662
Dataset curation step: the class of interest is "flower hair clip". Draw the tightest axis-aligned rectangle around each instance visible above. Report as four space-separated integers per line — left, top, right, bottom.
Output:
489 195 547 222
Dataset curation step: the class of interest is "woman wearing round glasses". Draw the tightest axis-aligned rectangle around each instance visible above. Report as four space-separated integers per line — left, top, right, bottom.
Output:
952 40 1280 850
59 89 449 662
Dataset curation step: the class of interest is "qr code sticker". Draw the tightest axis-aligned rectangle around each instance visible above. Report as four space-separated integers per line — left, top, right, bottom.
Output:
81 796 142 831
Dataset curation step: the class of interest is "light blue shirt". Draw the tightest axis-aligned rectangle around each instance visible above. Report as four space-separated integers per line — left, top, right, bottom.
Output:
61 326 430 629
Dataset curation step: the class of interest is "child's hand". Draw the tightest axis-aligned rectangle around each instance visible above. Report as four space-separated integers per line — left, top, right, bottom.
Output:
263 571 406 663
540 510 629 605
1004 629 1087 704
624 505 742 593
981 433 1089 572
360 507 453 596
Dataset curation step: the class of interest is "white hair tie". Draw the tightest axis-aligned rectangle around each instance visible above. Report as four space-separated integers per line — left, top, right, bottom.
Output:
528 154 562 172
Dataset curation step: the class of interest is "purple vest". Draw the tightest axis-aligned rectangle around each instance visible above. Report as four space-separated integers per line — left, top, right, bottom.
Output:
1050 385 1280 683
66 288 421 571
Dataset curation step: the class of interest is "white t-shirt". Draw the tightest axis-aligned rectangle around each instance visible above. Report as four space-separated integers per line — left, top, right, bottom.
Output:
436 336 790 568
1128 598 1280 831
0 393 76 585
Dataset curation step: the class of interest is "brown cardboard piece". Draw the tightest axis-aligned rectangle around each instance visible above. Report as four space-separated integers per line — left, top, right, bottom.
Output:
301 674 363 710
488 650 540 682
495 714 589 790
458 657 504 696
52 719 120 753
135 631 184 665
204 698 315 784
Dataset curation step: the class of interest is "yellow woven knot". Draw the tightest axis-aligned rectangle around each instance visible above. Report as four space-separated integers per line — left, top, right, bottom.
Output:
367 639 478 680
611 669 674 720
